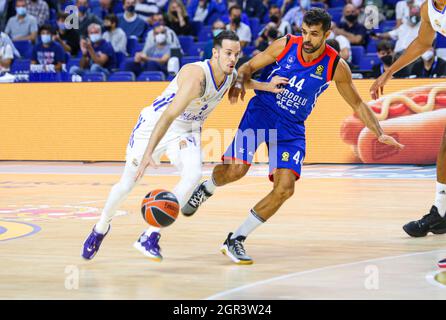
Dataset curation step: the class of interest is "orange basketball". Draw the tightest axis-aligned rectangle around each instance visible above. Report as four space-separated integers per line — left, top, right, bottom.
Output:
141 189 179 228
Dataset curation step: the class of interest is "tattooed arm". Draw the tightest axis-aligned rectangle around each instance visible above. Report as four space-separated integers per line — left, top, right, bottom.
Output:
135 65 205 180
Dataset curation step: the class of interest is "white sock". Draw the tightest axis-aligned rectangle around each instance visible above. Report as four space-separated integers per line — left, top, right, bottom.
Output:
95 163 138 234
435 182 446 217
144 226 161 236
231 209 265 239
203 176 217 194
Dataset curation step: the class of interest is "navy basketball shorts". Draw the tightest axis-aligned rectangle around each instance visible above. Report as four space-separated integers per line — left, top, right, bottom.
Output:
223 96 306 182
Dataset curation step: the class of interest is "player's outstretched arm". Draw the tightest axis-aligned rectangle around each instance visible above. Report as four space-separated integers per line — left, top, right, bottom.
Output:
134 65 205 181
334 59 404 150
369 2 435 100
229 36 288 103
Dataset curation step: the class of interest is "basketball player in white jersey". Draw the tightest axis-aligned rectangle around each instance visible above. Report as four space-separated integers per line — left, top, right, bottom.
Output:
81 30 288 261
370 0 446 267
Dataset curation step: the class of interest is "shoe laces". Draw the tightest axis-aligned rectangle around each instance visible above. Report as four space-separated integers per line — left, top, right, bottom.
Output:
188 186 209 208
145 232 161 253
233 238 246 256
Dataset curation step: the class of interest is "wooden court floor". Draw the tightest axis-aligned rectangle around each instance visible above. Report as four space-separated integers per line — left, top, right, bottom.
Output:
0 162 445 299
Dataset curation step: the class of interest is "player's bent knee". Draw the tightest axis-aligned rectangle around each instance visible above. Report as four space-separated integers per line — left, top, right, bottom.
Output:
272 185 294 202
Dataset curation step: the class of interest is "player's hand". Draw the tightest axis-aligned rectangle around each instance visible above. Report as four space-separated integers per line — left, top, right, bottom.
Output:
134 154 158 182
267 76 288 93
370 70 392 100
377 134 405 150
229 80 246 104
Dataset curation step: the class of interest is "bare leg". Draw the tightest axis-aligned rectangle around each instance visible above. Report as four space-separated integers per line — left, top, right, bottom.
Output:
212 163 251 186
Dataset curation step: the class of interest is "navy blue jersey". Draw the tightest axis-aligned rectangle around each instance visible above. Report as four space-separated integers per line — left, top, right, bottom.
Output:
255 35 339 125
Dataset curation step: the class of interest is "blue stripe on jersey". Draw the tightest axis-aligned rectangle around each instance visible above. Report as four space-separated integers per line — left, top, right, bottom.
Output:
153 93 175 111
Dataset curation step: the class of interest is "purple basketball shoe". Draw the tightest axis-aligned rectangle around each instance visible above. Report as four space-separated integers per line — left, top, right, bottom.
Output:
81 225 110 260
133 231 163 262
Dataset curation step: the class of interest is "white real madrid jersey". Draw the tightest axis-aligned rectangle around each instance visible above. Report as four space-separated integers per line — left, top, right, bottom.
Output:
142 60 236 126
428 0 446 36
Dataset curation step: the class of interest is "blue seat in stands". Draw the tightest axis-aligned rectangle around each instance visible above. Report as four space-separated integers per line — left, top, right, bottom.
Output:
198 26 213 42
179 35 194 55
108 71 135 81
82 72 106 82
351 45 365 66
359 53 380 70
13 40 33 58
10 59 30 72
181 56 201 66
137 71 166 81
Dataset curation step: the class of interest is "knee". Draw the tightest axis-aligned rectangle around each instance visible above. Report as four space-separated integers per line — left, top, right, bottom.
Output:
272 185 294 202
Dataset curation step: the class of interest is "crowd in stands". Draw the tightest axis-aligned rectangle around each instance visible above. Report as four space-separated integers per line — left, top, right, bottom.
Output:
0 0 445 82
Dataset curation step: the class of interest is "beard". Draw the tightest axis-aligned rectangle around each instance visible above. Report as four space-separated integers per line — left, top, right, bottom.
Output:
302 40 323 54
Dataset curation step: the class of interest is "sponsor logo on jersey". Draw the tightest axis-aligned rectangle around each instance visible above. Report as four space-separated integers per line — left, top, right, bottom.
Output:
281 152 290 162
316 65 324 76
287 55 296 64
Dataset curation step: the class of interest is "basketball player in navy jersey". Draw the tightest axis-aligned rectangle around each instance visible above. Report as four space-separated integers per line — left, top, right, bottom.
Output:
182 8 404 265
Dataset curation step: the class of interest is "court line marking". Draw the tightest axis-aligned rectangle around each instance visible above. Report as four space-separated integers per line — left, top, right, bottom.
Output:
205 248 446 300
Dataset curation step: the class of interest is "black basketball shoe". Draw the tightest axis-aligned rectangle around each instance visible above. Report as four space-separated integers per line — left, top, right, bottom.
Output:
403 206 446 237
181 181 213 217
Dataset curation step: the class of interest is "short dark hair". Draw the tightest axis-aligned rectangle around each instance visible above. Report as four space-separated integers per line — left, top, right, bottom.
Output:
39 24 53 34
269 4 280 10
213 30 239 48
57 12 69 20
104 13 118 26
303 8 331 33
377 40 394 52
326 39 340 52
229 4 242 15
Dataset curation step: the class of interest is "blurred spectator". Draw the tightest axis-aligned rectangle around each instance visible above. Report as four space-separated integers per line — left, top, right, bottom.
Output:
373 5 420 56
282 0 310 34
55 12 80 56
26 0 49 27
126 24 170 76
410 48 446 78
355 0 385 27
103 14 127 55
118 0 148 41
189 0 227 25
395 0 423 28
5 0 38 42
254 25 278 54
281 0 297 16
227 4 251 48
326 38 340 52
135 0 162 19
77 0 103 36
260 5 291 37
334 4 368 46
31 24 65 71
166 0 193 36
370 40 406 78
70 23 116 76
0 32 17 72
237 0 266 20
328 22 352 64
203 19 225 59
0 0 8 31
144 15 181 50
92 0 114 20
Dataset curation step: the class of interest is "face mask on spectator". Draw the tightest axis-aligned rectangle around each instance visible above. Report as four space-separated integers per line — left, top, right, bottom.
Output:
41 34 52 44
213 29 224 37
345 14 358 23
89 33 102 43
380 54 393 66
127 5 135 13
422 50 434 61
78 5 88 14
232 16 241 26
155 33 166 44
270 15 280 24
104 25 112 31
16 7 27 16
409 15 420 25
